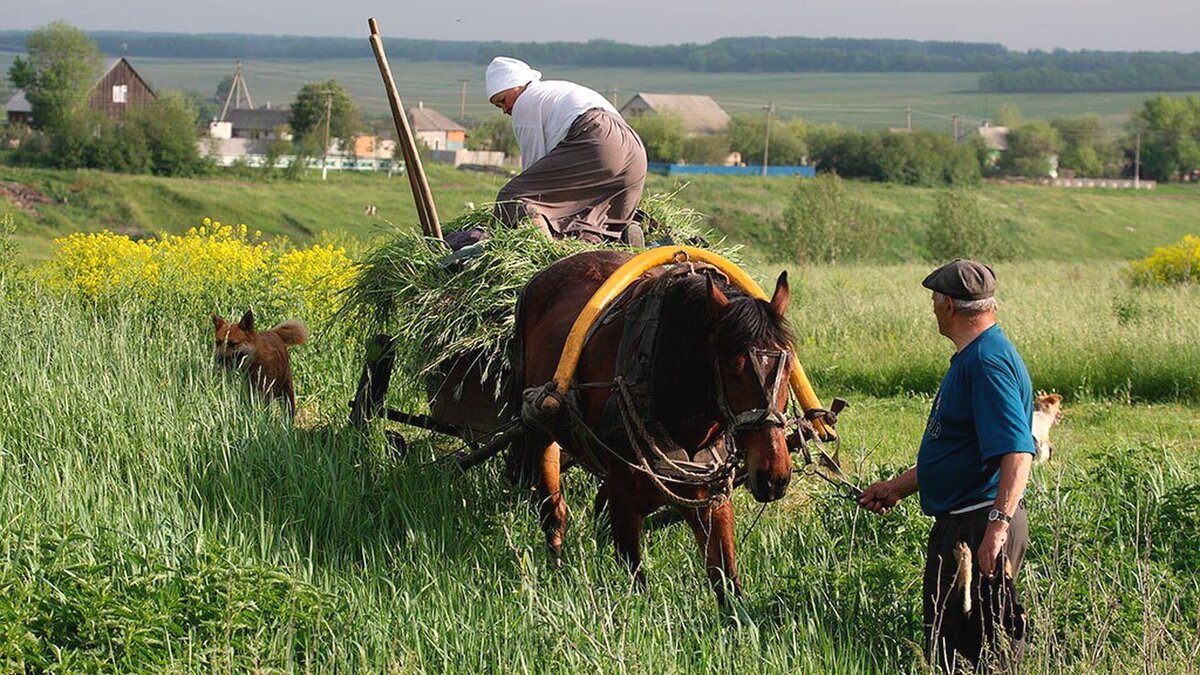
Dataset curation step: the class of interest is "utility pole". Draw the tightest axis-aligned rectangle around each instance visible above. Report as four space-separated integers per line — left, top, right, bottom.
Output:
906 106 912 132
952 114 959 144
1135 131 1141 190
608 85 618 107
458 79 468 121
762 100 774 177
321 90 333 181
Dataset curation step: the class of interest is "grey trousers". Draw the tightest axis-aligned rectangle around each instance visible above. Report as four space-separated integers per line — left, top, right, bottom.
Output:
495 108 647 242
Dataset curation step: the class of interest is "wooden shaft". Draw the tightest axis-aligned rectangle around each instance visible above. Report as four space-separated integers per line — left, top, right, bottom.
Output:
367 18 443 241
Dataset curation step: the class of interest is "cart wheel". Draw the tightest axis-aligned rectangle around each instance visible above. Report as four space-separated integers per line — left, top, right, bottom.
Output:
350 334 397 427
385 430 407 458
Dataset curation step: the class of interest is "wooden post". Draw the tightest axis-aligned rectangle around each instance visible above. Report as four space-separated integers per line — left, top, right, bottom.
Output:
367 18 443 242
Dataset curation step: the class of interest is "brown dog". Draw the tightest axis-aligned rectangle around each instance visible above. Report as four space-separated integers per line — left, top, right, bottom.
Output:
1032 392 1063 462
212 310 308 416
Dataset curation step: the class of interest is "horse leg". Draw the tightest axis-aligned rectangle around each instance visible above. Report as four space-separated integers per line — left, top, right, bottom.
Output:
605 478 648 589
684 500 742 603
537 441 569 561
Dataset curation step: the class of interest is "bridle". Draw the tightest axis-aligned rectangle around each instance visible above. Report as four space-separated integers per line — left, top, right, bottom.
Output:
714 347 791 433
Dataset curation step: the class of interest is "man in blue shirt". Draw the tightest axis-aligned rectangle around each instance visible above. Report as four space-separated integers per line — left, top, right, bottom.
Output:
858 259 1035 671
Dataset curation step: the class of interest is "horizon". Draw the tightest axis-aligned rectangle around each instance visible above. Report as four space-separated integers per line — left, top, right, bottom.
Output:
8 0 1200 54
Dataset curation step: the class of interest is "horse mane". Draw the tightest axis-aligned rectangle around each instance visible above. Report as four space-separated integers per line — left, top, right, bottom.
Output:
651 271 794 450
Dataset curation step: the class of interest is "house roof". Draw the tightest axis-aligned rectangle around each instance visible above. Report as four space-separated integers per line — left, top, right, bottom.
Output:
5 90 31 114
619 93 731 134
226 107 292 132
95 58 156 98
408 105 464 132
977 125 1010 151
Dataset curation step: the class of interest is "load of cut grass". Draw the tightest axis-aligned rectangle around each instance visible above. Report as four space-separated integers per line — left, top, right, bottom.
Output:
341 192 739 400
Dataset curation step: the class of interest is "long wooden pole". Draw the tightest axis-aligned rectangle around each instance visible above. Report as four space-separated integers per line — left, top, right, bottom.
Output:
368 18 443 242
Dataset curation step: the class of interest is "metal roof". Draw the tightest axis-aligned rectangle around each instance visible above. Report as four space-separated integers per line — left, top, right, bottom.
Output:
619 93 731 134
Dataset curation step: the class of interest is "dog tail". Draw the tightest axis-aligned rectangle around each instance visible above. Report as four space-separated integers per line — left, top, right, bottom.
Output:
272 319 309 346
954 541 973 616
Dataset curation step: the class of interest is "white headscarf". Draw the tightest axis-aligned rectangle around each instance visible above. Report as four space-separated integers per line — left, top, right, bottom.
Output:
485 57 541 99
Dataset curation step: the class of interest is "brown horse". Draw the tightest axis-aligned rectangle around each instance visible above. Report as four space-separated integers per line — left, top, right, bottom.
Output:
514 249 795 601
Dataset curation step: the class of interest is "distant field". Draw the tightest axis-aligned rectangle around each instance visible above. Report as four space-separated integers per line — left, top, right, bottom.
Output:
1 52 1186 132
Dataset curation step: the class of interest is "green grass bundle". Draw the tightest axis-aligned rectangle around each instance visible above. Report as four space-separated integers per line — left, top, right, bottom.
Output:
341 193 737 399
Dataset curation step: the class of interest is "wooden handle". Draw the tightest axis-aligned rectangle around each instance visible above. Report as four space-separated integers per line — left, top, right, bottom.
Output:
367 18 443 242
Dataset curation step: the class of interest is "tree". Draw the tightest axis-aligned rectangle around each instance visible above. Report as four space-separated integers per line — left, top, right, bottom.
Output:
1051 115 1119 177
7 21 102 131
289 79 360 151
1129 94 1200 181
625 112 686 163
465 115 519 157
1001 121 1062 176
727 112 807 165
993 103 1023 128
124 92 208 176
682 134 730 164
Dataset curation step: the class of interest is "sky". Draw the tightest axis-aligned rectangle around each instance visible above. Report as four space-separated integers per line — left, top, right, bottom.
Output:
10 0 1200 53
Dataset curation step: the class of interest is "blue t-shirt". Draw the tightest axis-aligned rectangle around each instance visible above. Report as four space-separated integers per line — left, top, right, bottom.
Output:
917 324 1035 516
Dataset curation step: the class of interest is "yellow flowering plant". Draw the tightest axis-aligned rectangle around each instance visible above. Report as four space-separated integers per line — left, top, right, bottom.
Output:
1129 235 1200 286
42 218 358 329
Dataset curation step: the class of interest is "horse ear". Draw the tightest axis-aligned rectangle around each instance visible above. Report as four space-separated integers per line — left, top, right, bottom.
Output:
707 274 730 313
238 309 255 332
770 271 790 316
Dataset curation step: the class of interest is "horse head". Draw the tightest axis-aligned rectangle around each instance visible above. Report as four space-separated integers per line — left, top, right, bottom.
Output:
708 272 794 503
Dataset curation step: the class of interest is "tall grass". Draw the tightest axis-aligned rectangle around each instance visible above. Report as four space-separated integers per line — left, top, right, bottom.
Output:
1 256 1198 670
786 260 1200 403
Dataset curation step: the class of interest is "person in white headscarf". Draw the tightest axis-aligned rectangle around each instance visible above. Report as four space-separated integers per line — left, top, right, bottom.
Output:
484 56 647 244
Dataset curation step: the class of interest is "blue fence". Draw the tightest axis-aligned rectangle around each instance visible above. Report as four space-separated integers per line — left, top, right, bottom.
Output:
646 162 816 177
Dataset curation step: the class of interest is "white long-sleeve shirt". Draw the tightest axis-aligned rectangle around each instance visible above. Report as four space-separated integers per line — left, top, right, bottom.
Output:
510 80 618 170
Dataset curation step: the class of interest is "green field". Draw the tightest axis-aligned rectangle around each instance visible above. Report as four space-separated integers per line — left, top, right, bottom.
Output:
3 162 1200 670
2 250 1197 671
4 164 1199 266
2 52 1190 132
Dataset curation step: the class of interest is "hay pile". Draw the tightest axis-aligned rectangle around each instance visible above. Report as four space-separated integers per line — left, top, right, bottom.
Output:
341 193 739 397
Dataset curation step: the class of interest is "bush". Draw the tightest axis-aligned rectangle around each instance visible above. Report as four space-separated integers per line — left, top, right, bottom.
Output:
782 173 879 264
1128 235 1200 286
925 188 1014 262
727 113 806 165
682 133 730 164
809 127 979 186
626 112 686 163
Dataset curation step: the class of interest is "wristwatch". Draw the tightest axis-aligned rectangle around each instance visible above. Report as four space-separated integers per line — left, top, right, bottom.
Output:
987 508 1012 524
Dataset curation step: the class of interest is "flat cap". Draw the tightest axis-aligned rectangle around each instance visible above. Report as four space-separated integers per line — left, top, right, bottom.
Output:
922 259 996 300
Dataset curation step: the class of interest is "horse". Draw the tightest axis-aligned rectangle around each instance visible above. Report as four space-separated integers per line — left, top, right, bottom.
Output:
513 249 796 601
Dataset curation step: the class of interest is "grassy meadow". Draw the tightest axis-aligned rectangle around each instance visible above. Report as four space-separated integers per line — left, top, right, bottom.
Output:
2 188 1199 674
4 163 1200 265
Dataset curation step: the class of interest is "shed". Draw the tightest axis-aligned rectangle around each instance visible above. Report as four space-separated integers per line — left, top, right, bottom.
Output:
619 93 730 134
225 107 292 140
5 90 32 126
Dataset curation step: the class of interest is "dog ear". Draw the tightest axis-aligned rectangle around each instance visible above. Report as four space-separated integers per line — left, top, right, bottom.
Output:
1049 393 1063 405
770 271 790 316
212 313 225 328
239 309 255 332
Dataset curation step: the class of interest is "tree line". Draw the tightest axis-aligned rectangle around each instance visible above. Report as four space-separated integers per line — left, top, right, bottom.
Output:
3 29 1199 86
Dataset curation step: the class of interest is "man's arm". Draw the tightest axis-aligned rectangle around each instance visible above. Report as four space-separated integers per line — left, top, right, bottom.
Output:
977 451 1032 577
858 467 918 515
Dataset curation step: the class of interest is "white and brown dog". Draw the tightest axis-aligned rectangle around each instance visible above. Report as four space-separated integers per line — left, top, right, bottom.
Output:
1032 392 1063 462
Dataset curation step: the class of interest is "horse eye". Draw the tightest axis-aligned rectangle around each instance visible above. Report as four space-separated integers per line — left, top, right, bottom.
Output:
733 355 747 373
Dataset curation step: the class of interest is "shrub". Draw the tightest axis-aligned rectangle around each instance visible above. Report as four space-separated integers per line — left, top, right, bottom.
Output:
782 173 879 264
1128 235 1200 286
682 133 730 165
925 188 1014 262
626 112 686 163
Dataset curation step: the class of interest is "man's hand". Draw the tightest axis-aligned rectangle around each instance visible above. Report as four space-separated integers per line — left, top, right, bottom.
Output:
977 521 1009 577
858 479 903 515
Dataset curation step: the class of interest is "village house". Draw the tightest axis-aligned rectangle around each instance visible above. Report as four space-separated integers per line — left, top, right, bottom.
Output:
5 57 156 127
619 93 731 135
408 103 465 151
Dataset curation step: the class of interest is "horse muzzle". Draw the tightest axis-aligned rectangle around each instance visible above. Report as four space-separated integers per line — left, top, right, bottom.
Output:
749 467 791 502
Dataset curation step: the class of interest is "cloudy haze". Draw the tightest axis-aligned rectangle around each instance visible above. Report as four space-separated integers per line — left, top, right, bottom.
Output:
10 0 1199 52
